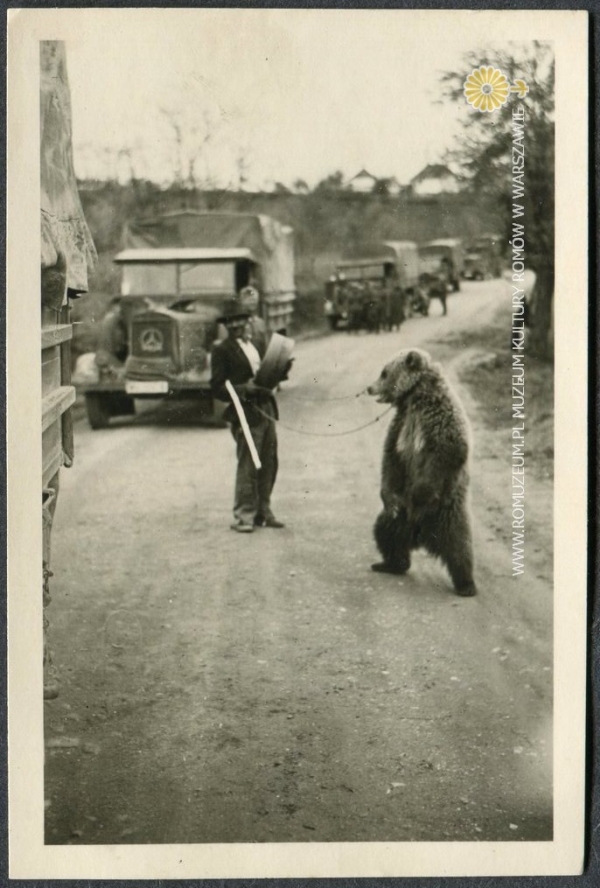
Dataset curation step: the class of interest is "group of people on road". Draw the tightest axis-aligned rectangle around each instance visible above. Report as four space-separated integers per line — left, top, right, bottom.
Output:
332 279 407 333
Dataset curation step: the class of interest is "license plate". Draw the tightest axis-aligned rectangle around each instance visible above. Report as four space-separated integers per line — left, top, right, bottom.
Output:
125 380 169 395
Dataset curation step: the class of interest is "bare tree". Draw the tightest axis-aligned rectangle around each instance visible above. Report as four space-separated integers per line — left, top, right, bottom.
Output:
158 98 222 190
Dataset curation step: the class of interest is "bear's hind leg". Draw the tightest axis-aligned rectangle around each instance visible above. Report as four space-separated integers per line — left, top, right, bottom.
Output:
373 510 411 575
444 515 477 596
425 504 477 596
445 545 477 597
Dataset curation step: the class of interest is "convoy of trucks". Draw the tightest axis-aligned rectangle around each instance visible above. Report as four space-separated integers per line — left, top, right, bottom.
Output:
72 206 504 426
324 234 504 330
75 220 505 431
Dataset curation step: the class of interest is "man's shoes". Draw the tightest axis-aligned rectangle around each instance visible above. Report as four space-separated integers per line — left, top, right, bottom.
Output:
230 520 254 533
254 515 285 528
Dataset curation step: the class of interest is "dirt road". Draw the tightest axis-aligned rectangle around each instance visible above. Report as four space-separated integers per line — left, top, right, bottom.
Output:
44 279 553 844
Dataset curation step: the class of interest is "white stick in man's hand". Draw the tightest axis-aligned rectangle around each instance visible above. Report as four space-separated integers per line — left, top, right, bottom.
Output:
225 379 262 470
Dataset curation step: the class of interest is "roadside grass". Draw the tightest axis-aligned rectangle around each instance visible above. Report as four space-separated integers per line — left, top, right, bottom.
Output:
441 303 554 482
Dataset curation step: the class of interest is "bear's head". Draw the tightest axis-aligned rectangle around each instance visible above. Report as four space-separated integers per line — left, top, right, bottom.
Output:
367 348 432 403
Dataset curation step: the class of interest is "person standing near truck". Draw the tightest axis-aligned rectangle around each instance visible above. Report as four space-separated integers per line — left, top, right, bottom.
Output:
210 306 286 533
95 296 128 378
238 284 269 350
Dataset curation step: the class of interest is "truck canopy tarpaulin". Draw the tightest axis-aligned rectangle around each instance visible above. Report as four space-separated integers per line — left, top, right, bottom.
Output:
122 211 295 298
40 41 97 295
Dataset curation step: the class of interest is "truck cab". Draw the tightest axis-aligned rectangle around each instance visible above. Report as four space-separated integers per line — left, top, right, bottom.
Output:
463 233 503 279
327 259 396 330
118 247 260 396
418 238 464 291
326 241 419 331
76 211 295 429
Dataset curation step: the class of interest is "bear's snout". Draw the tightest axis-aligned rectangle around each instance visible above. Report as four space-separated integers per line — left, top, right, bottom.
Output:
367 379 388 401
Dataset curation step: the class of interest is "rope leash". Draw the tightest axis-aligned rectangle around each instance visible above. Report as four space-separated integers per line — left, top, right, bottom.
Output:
279 386 368 403
254 403 393 437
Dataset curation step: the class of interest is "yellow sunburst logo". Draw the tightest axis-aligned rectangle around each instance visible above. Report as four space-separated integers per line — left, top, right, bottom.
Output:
463 66 510 113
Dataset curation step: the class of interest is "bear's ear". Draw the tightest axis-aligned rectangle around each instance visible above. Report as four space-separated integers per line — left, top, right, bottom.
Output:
405 350 423 371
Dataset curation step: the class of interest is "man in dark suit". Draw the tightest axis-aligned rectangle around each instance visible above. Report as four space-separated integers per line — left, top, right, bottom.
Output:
210 308 285 533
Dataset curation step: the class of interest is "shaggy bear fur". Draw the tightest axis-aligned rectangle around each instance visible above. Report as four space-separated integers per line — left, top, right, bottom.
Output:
367 348 477 596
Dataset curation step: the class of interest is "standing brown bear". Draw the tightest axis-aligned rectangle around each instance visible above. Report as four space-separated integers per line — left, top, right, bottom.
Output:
367 348 477 596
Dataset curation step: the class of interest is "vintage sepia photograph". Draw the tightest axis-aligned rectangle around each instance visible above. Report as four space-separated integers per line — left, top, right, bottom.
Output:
7 7 588 879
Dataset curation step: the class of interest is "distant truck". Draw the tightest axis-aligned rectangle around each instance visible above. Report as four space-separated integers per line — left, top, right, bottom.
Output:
462 233 504 280
418 238 464 292
325 241 420 331
76 211 295 428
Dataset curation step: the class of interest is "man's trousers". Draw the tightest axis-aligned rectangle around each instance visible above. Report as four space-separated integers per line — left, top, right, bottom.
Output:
231 402 278 524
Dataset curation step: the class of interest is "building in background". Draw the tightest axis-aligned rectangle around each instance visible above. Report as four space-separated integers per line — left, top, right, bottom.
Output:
409 163 460 196
347 168 379 193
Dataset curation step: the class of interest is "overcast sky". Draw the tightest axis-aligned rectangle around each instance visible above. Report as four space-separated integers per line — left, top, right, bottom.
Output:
64 9 509 190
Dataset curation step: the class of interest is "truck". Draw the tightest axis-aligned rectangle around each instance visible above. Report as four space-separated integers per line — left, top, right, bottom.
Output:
325 241 420 331
76 211 295 428
462 233 504 280
418 238 464 292
39 41 97 697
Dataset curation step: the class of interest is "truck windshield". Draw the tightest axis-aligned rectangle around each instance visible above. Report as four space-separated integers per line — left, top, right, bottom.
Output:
338 265 385 281
122 263 176 295
179 261 236 293
418 253 445 273
121 262 236 296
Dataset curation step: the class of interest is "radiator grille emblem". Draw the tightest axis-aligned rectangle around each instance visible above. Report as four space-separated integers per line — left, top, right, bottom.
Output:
140 328 164 353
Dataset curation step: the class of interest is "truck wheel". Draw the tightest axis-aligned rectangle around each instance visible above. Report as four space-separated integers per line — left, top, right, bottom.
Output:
327 316 339 330
85 393 111 430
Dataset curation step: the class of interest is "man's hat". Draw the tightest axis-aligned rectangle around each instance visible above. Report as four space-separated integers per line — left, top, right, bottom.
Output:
216 299 251 325
216 310 251 325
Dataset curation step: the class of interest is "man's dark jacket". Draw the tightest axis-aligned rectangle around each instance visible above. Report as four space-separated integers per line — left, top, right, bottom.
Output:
210 335 278 427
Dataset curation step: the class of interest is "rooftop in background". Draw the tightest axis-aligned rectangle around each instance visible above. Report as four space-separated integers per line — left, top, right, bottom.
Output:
409 164 460 197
